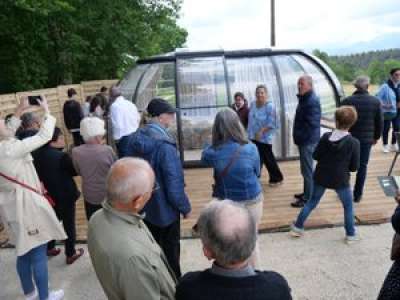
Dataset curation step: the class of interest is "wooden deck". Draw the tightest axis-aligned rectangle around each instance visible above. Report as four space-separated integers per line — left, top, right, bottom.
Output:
0 146 399 245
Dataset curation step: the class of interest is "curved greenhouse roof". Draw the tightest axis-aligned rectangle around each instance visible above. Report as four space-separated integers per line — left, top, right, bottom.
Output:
118 48 343 165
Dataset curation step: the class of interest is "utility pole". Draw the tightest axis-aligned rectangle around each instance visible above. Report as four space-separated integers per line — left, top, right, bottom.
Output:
271 0 276 47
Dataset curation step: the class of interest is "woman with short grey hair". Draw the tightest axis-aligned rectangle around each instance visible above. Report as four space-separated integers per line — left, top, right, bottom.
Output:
202 108 263 266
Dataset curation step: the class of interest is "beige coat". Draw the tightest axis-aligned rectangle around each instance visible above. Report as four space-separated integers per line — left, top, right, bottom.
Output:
0 114 66 256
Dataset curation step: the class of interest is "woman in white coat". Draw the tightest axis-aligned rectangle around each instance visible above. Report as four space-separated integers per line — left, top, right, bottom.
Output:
0 97 66 300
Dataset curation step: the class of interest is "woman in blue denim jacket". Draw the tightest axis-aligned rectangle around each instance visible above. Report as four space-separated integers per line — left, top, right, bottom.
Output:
202 108 263 267
376 68 400 153
248 85 284 186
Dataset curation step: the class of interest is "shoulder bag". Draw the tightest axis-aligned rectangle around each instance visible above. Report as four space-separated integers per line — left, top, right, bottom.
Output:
0 172 55 207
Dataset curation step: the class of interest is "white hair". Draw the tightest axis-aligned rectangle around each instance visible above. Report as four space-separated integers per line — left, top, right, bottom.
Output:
106 158 154 204
299 74 313 87
80 117 106 142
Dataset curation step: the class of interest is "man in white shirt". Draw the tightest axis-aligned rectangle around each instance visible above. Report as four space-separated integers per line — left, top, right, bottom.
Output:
109 86 140 157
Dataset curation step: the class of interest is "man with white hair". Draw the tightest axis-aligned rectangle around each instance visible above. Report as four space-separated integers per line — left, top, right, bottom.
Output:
176 200 292 300
72 117 117 220
291 75 321 208
341 76 382 203
88 158 177 300
109 86 140 157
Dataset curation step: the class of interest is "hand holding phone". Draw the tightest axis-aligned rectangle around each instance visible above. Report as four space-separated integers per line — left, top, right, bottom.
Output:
28 95 42 106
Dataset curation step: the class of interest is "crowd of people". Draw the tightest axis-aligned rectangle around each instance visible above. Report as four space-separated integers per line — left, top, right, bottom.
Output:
0 69 400 300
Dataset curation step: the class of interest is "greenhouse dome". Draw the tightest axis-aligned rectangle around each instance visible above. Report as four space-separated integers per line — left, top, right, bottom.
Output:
118 49 344 166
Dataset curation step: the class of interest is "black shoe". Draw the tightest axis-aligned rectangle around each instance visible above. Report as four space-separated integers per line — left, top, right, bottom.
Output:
291 197 307 208
353 195 362 203
294 193 304 200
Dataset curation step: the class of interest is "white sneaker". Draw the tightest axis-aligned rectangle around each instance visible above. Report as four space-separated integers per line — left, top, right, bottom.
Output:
48 290 64 300
25 289 38 300
390 144 399 152
383 145 390 153
345 235 361 244
289 224 304 237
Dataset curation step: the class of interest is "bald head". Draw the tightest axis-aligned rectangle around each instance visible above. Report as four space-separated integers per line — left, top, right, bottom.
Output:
298 75 313 96
197 200 256 266
106 158 155 205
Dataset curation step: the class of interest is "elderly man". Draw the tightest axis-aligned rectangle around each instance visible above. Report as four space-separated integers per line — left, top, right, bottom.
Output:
126 98 191 278
176 200 292 300
109 86 140 157
88 158 176 300
72 117 117 220
341 76 382 203
291 75 321 208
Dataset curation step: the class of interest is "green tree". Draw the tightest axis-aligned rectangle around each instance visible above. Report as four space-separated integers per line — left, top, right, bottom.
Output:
0 0 187 93
367 60 385 84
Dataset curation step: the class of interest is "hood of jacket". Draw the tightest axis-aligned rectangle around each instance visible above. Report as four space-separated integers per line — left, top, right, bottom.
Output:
129 122 176 155
324 132 351 152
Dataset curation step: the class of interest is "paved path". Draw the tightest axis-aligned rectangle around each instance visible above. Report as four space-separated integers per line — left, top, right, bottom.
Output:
0 223 395 300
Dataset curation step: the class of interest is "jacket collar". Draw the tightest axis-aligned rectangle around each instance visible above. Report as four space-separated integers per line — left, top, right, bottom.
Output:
297 90 314 102
353 90 369 95
145 121 176 145
102 201 145 226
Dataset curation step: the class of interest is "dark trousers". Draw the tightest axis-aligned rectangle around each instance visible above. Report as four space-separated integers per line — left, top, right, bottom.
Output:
84 201 102 221
383 112 400 145
71 131 84 147
353 142 372 200
252 140 283 183
47 202 77 257
144 219 181 278
115 135 130 158
378 260 400 300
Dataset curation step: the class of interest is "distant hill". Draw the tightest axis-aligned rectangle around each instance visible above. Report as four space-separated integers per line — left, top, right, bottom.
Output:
330 48 400 69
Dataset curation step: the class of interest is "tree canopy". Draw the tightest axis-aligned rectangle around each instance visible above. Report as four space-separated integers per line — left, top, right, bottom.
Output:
0 0 187 93
312 49 400 84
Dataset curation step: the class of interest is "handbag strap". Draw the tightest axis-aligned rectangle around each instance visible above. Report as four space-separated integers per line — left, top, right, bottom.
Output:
216 145 242 180
0 171 43 196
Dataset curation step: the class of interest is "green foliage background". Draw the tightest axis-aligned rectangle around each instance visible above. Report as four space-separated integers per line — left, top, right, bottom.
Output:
0 0 187 93
313 49 400 85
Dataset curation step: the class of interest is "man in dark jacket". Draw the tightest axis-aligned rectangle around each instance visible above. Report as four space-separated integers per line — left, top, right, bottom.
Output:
291 75 321 207
231 92 249 128
63 88 84 146
125 98 191 278
341 76 383 202
176 200 292 300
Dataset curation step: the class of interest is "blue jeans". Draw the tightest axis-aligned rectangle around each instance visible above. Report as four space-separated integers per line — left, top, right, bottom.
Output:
353 142 372 199
16 243 48 300
298 144 316 201
295 184 356 236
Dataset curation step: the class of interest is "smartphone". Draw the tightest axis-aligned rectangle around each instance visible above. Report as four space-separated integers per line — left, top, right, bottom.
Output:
28 95 41 106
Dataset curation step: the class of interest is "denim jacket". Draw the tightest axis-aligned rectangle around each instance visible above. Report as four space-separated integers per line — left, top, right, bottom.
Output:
126 122 191 227
376 82 397 114
201 141 262 201
248 101 279 145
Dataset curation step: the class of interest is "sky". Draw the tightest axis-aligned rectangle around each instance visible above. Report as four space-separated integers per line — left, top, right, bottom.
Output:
179 0 400 55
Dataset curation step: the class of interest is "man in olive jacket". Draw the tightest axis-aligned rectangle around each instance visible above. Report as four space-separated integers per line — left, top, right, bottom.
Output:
88 158 176 300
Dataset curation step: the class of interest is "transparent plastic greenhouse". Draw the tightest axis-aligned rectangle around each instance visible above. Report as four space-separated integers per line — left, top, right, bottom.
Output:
118 49 344 166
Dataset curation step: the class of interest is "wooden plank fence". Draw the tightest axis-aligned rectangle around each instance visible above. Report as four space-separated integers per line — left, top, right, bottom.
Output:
0 80 118 146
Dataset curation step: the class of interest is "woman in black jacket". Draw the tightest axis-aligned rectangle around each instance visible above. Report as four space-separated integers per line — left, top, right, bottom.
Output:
378 196 400 300
290 106 360 243
33 128 84 264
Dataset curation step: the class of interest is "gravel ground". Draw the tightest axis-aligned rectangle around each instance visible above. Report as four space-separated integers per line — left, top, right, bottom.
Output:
0 223 395 300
